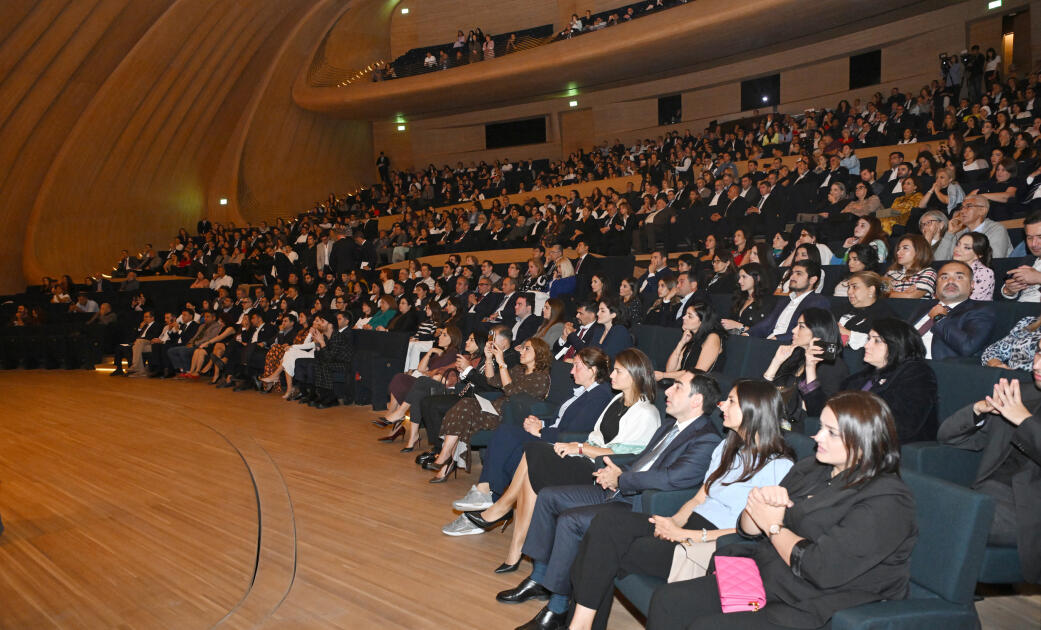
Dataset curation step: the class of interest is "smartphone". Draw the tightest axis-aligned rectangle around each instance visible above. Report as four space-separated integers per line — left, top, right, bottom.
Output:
813 340 840 362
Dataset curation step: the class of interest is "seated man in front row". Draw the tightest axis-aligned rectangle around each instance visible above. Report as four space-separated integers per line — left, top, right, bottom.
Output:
939 341 1041 584
907 261 995 359
498 371 722 630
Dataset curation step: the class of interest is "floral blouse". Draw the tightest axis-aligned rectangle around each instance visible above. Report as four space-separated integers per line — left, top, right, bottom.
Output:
981 316 1041 371
886 267 936 298
969 259 994 301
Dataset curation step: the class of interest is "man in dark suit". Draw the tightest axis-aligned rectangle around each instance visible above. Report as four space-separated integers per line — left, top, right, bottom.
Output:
907 261 995 360
637 248 675 306
354 233 379 270
939 367 1041 584
572 239 599 296
328 229 356 276
233 312 280 390
785 158 820 221
510 293 543 346
552 302 603 360
497 372 723 629
749 260 829 341
752 179 785 237
149 309 199 378
112 310 160 376
816 154 849 202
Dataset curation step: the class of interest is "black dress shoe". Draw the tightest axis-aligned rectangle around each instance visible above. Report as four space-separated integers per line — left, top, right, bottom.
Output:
315 398 340 410
415 450 438 466
515 606 566 630
496 578 550 604
109 370 125 377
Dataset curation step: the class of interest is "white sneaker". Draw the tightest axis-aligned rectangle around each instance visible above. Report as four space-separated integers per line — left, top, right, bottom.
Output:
442 514 486 536
453 485 494 511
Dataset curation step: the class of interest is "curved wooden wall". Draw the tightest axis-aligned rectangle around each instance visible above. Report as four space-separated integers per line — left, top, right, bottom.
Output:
0 0 370 294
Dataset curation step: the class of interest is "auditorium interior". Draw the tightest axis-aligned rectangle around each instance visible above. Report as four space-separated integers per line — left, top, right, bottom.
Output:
1 0 1040 628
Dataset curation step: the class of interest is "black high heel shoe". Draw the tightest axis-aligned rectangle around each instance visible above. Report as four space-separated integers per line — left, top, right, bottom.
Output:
463 509 514 533
494 560 521 574
377 422 405 443
400 434 421 453
371 416 396 427
428 460 458 483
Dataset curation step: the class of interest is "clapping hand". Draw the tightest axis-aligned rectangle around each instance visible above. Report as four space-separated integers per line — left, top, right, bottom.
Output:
985 378 1033 426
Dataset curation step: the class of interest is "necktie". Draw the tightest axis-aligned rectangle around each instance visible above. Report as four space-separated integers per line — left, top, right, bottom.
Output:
631 425 681 472
575 257 582 273
563 326 589 360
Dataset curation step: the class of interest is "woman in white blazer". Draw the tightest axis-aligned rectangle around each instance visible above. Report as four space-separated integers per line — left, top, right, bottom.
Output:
442 349 661 573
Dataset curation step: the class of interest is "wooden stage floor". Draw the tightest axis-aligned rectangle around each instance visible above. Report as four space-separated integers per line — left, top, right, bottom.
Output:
0 372 1037 629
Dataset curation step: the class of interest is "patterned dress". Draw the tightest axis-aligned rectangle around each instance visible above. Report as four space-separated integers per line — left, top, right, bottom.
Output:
981 316 1041 371
886 267 937 298
261 328 308 391
969 259 995 301
440 364 551 445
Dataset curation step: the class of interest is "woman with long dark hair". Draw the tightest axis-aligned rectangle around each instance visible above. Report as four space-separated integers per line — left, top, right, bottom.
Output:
806 319 938 443
764 307 848 421
655 302 727 378
718 263 773 334
647 391 916 630
567 379 796 630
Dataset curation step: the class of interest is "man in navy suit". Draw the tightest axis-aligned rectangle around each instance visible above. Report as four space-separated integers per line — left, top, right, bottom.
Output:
908 261 996 360
637 248 675 306
552 302 603 360
448 347 617 513
749 260 829 342
497 371 723 630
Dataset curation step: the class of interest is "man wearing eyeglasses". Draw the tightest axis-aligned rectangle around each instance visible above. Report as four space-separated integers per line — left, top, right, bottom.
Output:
935 195 1013 260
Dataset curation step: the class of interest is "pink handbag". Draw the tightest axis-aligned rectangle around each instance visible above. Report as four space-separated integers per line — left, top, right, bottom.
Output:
714 556 767 613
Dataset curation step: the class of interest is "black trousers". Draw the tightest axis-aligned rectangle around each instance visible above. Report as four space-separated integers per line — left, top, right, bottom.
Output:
648 576 819 630
419 394 459 450
571 510 717 630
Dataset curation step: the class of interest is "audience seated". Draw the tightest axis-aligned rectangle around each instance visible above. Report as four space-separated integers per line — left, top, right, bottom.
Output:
749 260 829 341
654 301 727 378
568 379 795 630
495 370 723 630
646 391 916 630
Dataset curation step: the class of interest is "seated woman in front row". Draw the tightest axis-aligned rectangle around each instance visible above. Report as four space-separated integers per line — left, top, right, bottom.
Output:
425 338 553 482
444 347 616 518
567 380 796 630
447 349 660 572
646 390 917 630
655 301 727 379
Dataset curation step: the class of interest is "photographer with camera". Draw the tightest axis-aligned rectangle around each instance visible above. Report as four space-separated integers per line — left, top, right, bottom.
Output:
966 44 986 103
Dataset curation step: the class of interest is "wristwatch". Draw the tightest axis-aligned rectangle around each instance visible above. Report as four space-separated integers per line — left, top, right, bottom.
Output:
767 524 783 537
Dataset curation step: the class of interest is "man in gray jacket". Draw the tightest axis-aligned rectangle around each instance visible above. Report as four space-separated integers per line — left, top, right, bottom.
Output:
934 195 1012 260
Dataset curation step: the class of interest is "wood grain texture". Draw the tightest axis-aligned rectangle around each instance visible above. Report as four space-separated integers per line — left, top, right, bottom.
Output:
0 371 1037 628
0 0 368 294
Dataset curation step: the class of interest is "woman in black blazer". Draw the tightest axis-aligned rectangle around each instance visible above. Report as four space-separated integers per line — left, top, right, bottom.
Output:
642 276 678 326
722 262 776 334
647 390 917 630
805 318 939 443
386 296 420 333
703 249 738 294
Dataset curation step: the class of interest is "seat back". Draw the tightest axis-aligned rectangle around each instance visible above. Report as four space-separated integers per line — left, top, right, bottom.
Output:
782 430 816 460
929 361 1007 421
903 470 994 604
